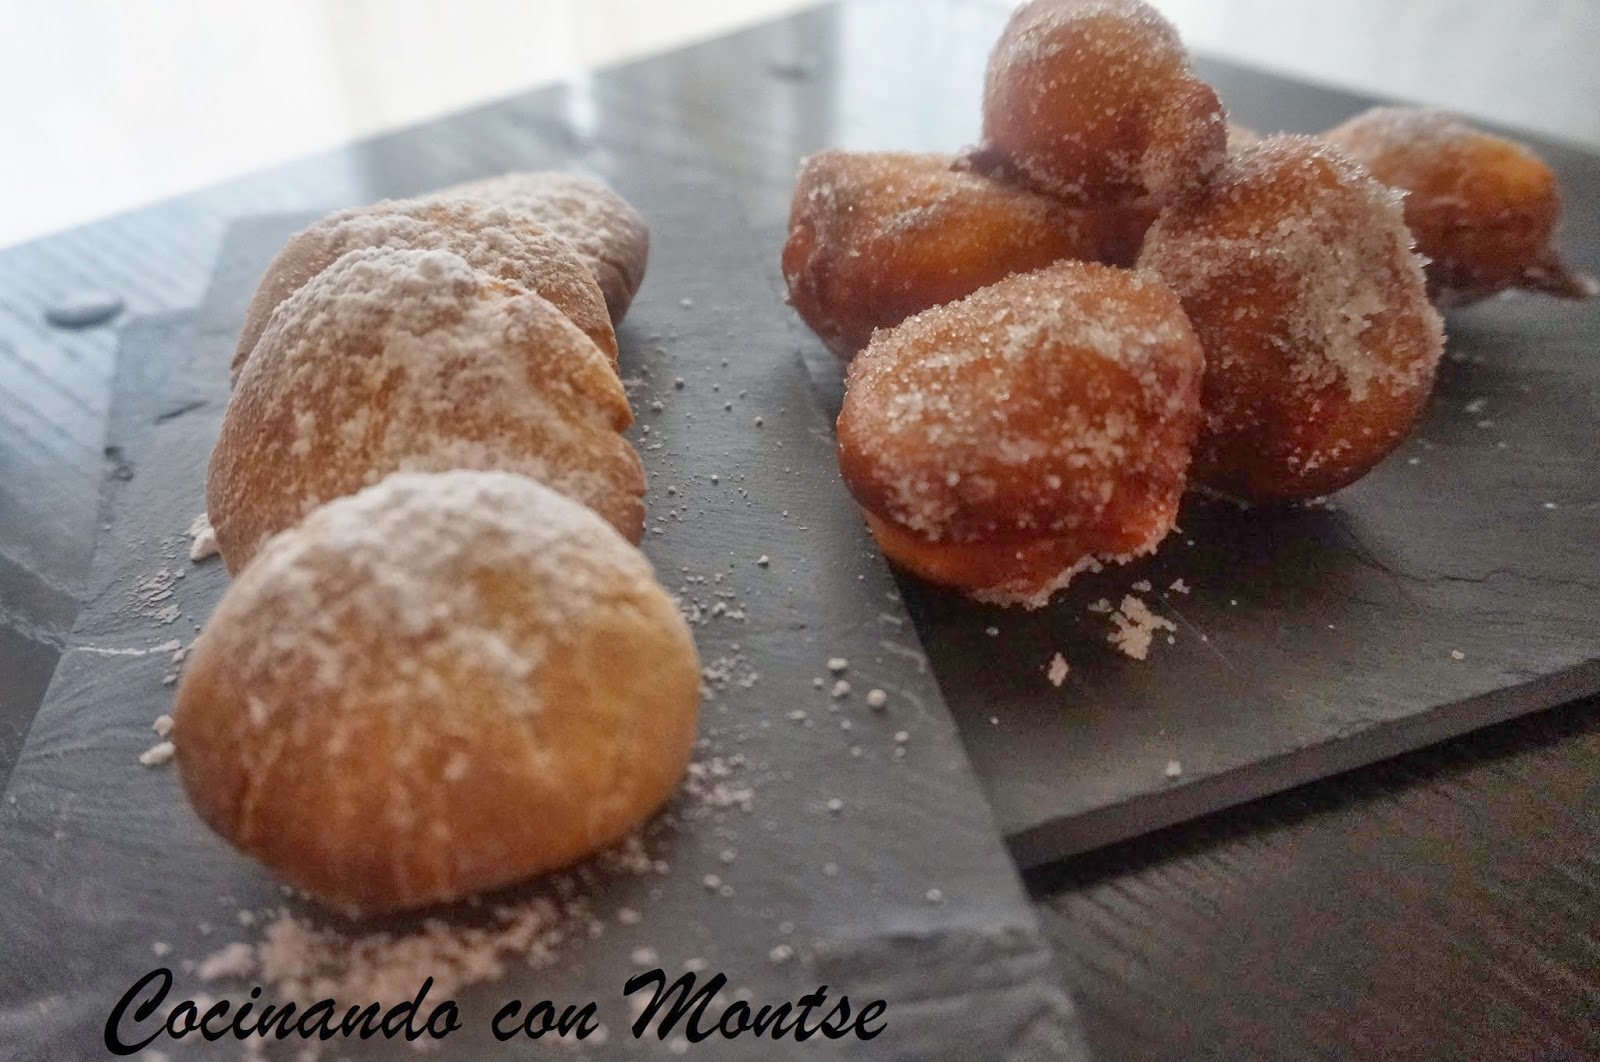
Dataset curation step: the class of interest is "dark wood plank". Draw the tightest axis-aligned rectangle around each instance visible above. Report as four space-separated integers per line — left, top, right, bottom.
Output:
1032 693 1600 1060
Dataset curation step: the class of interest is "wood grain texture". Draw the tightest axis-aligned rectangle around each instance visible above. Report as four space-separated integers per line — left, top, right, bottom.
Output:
1033 694 1600 1060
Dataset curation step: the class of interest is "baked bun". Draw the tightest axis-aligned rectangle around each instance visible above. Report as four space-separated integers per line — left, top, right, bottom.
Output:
981 0 1226 208
837 260 1204 608
1322 106 1596 306
1139 135 1445 502
175 471 700 915
232 198 617 381
209 246 644 572
783 149 1145 359
440 172 650 324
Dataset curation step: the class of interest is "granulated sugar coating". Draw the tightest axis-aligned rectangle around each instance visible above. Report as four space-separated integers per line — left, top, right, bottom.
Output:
439 172 651 325
1107 594 1175 660
208 246 645 572
981 0 1226 208
837 259 1203 608
1323 106 1597 307
174 471 700 915
782 149 1144 358
1140 135 1445 502
231 196 617 379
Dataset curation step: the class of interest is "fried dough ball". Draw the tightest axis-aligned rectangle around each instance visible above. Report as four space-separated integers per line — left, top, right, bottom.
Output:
981 0 1227 208
440 172 650 324
782 150 1143 358
1323 106 1596 306
232 198 616 381
1139 135 1446 502
175 471 700 915
209 247 644 573
837 260 1204 608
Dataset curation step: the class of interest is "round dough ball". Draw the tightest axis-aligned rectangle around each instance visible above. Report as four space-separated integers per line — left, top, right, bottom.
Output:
175 470 700 915
1323 106 1596 306
981 0 1226 208
233 197 617 381
210 247 644 573
1139 135 1446 502
440 172 650 324
783 149 1146 359
837 260 1204 608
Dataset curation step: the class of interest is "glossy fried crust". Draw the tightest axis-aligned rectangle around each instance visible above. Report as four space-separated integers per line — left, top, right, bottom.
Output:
981 0 1226 208
1140 135 1445 502
1323 106 1596 305
837 260 1204 607
232 198 617 381
175 472 700 915
440 172 651 324
783 150 1143 358
210 247 644 574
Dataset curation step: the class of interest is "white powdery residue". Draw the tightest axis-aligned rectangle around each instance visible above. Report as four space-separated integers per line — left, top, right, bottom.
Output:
79 639 183 658
1107 595 1177 661
187 512 219 562
138 741 175 767
197 941 257 982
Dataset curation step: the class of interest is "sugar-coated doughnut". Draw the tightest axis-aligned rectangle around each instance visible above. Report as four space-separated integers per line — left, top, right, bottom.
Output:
1227 122 1262 153
783 149 1144 359
981 0 1226 208
1139 135 1445 502
837 260 1204 608
175 471 700 915
209 247 644 572
441 172 650 324
232 198 616 381
1323 106 1596 306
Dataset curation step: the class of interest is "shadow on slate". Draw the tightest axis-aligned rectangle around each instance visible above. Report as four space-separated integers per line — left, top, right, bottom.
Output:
0 159 1087 1060
793 53 1600 869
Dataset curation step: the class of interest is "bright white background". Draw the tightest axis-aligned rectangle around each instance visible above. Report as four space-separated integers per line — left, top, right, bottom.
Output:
0 0 1595 248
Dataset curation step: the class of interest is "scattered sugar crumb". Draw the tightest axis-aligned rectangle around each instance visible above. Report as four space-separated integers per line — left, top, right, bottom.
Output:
1451 650 1465 660
1169 578 1191 594
825 798 844 814
893 730 910 745
1046 653 1069 687
1164 760 1183 778
1107 596 1177 661
632 947 659 966
1132 580 1152 592
139 741 175 767
925 888 943 904
827 657 849 673
769 944 794 964
756 555 769 567
865 688 888 709
152 714 174 737
197 941 256 982
831 680 850 699
187 513 219 562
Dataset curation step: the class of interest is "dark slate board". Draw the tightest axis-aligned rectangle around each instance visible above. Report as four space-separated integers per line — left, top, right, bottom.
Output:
787 47 1600 867
0 166 1085 1059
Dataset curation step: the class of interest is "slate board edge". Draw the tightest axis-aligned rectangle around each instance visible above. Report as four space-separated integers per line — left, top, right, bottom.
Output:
1007 656 1600 869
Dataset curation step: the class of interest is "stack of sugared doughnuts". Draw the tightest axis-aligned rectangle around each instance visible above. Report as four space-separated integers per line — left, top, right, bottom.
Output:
177 175 703 916
791 0 1589 609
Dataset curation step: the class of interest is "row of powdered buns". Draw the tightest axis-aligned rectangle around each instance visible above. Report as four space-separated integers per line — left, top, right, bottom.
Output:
173 174 702 916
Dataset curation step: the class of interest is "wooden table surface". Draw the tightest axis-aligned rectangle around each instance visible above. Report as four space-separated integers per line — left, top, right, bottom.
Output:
1 2 1595 1057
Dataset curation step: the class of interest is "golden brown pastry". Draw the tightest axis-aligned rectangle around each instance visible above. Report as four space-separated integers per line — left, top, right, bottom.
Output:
783 149 1146 359
209 247 644 572
1140 135 1445 502
175 470 700 915
837 260 1204 608
1322 106 1596 306
981 0 1227 208
440 172 650 324
232 197 616 381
